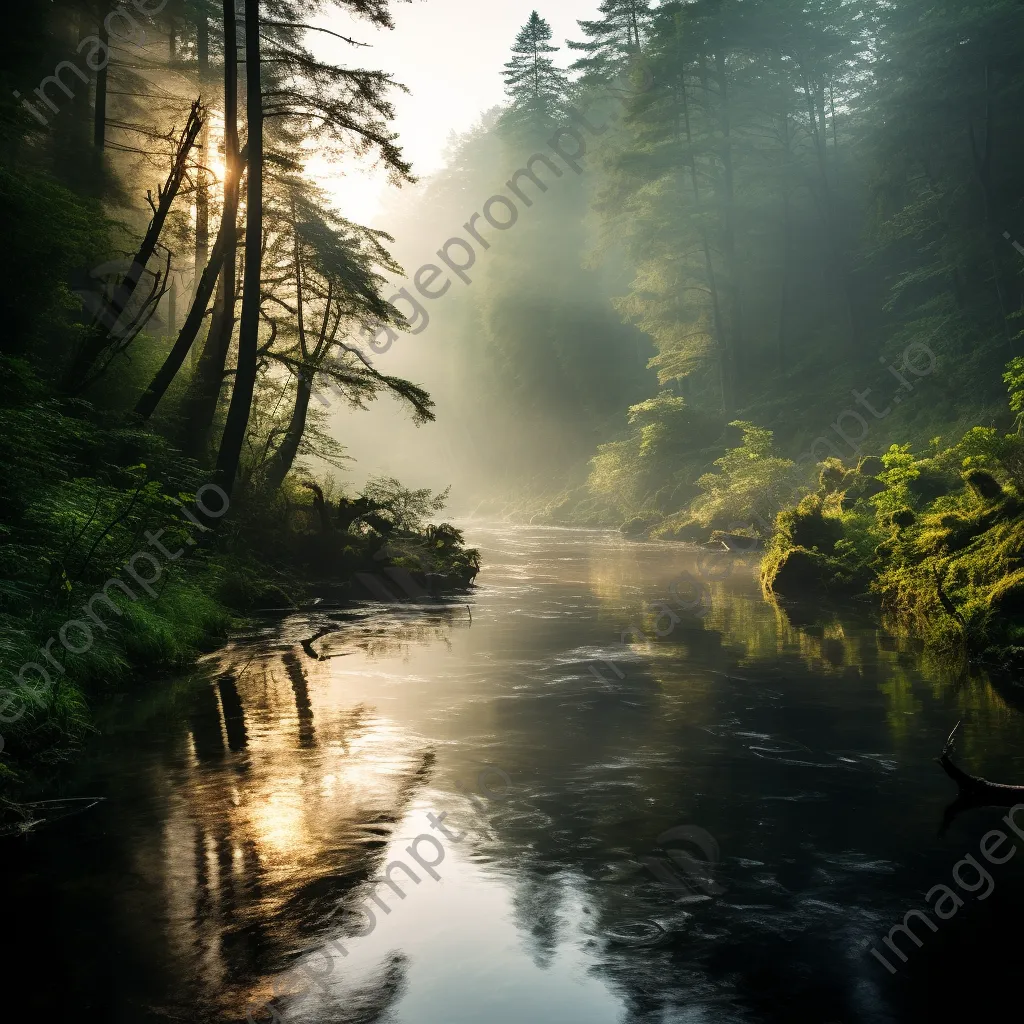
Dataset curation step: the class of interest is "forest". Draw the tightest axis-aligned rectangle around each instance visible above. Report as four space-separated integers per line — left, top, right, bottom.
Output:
3 3 1024 1021
378 0 1024 673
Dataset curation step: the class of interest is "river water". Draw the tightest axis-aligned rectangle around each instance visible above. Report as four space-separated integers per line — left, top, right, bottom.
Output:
5 524 1024 1023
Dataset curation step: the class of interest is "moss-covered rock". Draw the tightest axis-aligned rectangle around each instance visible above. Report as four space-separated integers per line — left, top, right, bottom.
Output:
776 494 843 553
651 513 709 543
857 455 884 478
710 530 762 552
841 475 886 508
906 461 958 504
965 469 1003 501
620 514 662 538
818 457 851 493
988 567 1024 619
892 508 916 529
761 546 834 595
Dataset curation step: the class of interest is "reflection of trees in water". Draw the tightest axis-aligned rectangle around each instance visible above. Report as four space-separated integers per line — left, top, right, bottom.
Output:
461 572 1024 1024
153 643 440 1020
327 950 409 1024
283 650 317 748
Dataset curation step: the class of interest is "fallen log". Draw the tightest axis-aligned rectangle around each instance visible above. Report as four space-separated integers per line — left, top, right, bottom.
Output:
937 721 1024 834
937 721 1024 805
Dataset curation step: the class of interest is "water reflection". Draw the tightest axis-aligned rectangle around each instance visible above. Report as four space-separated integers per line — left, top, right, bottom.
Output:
5 525 1024 1024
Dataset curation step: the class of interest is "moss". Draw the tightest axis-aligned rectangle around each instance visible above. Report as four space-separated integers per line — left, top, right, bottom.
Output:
650 512 709 542
761 546 835 595
857 455 884 478
965 469 1004 500
620 514 662 538
892 508 916 529
988 567 1024 619
818 457 850 493
757 386 1024 667
906 461 958 504
776 494 844 553
841 475 886 508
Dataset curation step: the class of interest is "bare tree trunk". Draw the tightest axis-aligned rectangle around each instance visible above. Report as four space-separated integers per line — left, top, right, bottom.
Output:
93 19 108 157
263 216 339 491
66 99 205 391
135 220 231 419
214 0 262 496
167 276 178 336
263 374 313 492
186 0 240 460
194 11 210 333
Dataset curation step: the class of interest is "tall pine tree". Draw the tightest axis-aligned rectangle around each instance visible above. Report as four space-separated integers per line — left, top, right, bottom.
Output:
502 10 568 133
567 0 655 87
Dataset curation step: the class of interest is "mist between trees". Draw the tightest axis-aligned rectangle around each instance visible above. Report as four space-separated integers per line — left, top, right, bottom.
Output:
311 65 656 394
15 0 167 127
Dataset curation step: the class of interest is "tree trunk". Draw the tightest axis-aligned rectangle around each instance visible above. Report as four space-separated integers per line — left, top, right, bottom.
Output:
214 0 262 496
677 75 731 414
800 63 859 350
937 722 1024 834
67 99 205 391
194 12 210 336
185 0 240 460
778 90 792 373
715 46 745 399
93 20 108 155
969 65 1010 339
167 275 178 336
135 220 231 419
263 372 313 492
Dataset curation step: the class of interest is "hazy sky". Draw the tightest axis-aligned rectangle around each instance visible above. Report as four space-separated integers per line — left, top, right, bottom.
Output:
311 1 609 496
315 0 604 219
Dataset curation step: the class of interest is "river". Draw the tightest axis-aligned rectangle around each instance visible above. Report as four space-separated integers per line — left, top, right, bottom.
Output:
5 524 1024 1023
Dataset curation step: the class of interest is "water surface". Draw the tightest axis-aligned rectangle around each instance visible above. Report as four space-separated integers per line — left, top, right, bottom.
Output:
6 525 1024 1023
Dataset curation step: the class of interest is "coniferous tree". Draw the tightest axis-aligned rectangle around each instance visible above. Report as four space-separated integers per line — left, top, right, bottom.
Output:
567 0 655 87
501 10 569 133
258 176 433 493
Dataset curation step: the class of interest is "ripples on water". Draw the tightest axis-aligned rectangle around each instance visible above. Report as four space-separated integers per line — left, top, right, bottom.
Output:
5 524 1024 1023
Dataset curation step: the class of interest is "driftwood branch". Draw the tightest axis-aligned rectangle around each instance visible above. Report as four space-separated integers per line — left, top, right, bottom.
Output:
937 720 1024 835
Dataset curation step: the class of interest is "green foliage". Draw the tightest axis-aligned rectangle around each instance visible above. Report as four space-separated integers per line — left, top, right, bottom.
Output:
0 164 110 362
501 10 569 132
360 476 451 533
1003 356 1024 431
689 422 799 534
586 392 720 523
568 1 654 86
762 359 1024 665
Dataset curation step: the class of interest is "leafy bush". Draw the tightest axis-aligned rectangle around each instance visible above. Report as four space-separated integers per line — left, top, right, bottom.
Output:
689 421 801 534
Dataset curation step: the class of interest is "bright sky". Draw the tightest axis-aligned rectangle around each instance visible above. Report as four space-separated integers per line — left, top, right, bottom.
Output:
313 0 604 220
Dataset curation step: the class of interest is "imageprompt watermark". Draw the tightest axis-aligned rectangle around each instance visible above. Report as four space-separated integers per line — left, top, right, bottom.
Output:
640 825 725 900
318 63 655 377
13 0 166 126
245 766 512 1023
588 338 940 689
868 803 1024 974
0 481 230 753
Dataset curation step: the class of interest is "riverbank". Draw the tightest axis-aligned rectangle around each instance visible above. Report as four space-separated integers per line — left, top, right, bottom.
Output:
6 523 1024 1024
760 420 1024 672
0 359 479 793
